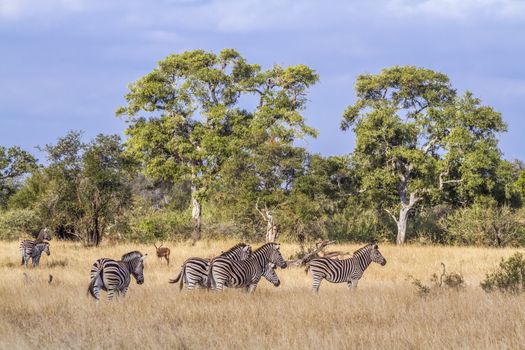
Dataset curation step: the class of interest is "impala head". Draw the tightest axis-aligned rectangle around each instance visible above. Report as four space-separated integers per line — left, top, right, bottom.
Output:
370 243 386 266
263 262 280 287
269 243 287 269
132 254 147 285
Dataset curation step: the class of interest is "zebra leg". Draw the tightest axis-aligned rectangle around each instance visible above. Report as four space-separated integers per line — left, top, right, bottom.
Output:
311 275 323 293
107 289 117 300
120 287 128 297
187 281 196 291
348 279 359 289
247 284 257 293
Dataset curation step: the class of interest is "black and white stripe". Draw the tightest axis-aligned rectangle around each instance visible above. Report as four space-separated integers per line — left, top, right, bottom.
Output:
169 243 252 290
20 240 51 267
209 243 287 293
305 242 386 292
88 252 147 301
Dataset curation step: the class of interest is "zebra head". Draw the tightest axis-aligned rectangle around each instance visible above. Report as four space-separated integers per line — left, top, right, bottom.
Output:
263 262 280 287
36 242 51 256
268 243 287 269
131 254 147 285
370 244 386 266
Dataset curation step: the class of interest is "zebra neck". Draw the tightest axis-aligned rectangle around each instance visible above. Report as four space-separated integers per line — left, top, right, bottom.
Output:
250 249 270 269
356 255 372 272
123 260 135 272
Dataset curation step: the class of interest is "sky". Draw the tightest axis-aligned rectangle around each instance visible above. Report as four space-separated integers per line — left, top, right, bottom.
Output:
1 0 524 161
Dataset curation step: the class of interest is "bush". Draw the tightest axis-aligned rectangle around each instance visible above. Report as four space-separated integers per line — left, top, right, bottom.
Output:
481 252 525 293
408 262 465 297
440 198 525 246
0 209 42 240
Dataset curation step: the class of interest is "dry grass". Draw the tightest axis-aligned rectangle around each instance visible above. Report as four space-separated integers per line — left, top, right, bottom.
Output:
1 240 524 349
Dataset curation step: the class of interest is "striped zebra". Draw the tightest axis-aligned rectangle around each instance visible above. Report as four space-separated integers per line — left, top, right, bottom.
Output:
262 262 281 287
20 241 51 268
87 251 147 301
209 242 287 293
305 242 386 292
169 243 252 290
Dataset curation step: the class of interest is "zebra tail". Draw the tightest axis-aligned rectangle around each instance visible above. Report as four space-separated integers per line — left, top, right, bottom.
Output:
87 268 102 299
207 264 215 290
168 267 184 291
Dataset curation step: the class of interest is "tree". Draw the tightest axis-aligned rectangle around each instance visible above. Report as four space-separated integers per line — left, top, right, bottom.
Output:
79 134 133 245
118 48 318 241
342 66 506 244
0 146 37 207
10 132 133 245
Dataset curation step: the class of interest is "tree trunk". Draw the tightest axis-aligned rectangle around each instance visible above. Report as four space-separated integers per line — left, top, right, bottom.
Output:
266 214 279 242
396 206 410 245
191 185 201 243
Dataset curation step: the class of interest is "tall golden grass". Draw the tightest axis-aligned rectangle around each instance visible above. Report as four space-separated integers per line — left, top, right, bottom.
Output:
1 240 524 349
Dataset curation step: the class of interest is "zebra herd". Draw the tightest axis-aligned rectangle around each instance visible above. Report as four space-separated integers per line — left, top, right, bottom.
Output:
18 233 387 301
19 228 52 268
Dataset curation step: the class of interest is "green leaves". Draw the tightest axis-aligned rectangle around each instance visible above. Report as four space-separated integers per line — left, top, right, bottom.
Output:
343 65 507 242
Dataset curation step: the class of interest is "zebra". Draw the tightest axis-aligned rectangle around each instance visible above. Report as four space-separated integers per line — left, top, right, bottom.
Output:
19 228 52 267
169 243 252 290
208 242 287 293
305 242 387 292
262 262 281 287
87 252 147 302
20 241 51 267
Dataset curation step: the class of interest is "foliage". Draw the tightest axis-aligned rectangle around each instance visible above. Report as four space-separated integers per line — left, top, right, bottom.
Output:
7 132 134 245
342 65 507 244
481 252 525 293
0 209 41 240
0 146 37 208
408 262 465 297
440 197 525 246
119 48 318 241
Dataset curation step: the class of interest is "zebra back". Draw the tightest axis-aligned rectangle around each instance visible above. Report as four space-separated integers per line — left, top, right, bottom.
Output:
219 243 252 260
121 250 143 262
209 243 286 290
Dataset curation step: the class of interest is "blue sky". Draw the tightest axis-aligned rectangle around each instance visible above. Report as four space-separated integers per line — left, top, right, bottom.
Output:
1 0 524 161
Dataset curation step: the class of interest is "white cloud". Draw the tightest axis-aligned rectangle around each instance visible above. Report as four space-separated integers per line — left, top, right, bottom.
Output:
386 0 525 20
0 0 86 20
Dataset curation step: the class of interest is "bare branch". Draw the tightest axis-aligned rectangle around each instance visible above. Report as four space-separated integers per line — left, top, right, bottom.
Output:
384 208 398 224
288 240 336 266
255 198 267 220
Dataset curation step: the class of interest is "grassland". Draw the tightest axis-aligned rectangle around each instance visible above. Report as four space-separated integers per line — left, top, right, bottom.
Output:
1 240 524 350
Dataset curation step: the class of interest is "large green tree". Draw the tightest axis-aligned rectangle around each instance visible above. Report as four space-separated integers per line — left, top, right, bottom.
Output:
10 132 133 245
342 66 506 244
0 146 37 208
118 49 318 241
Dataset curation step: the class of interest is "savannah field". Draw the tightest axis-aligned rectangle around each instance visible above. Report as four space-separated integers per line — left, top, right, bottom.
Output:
1 240 525 350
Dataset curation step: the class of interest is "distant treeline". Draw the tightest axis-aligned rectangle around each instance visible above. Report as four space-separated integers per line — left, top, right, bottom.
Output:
1 49 525 246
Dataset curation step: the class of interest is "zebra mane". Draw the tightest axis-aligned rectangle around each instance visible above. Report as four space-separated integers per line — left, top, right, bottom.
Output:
222 243 248 254
121 250 143 262
253 242 278 254
352 243 374 257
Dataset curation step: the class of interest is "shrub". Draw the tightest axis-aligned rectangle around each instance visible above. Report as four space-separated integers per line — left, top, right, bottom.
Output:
123 209 192 242
440 198 525 246
408 262 465 297
0 209 42 240
481 252 525 293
